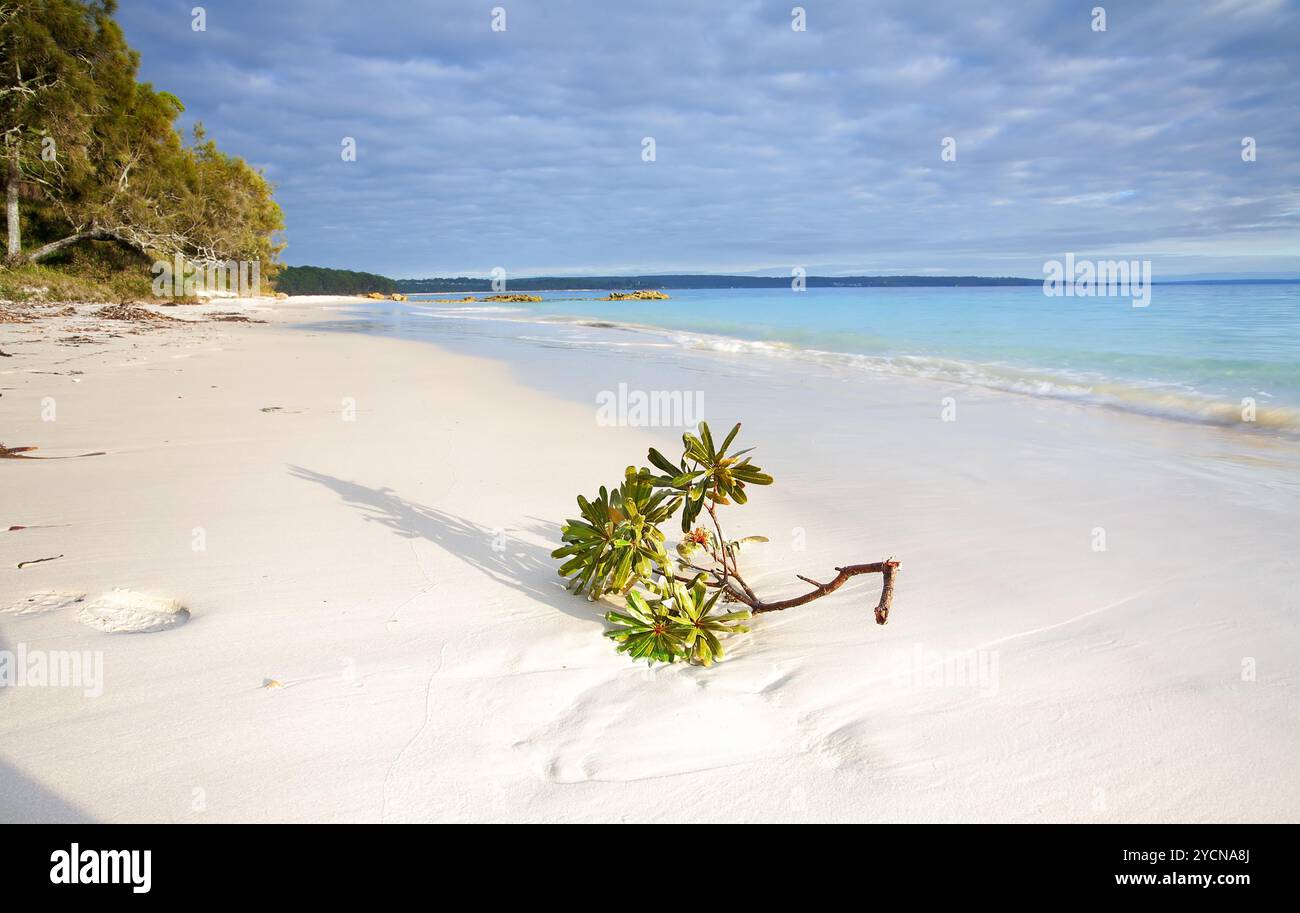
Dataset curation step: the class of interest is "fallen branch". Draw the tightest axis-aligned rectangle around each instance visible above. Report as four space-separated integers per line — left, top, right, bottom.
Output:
745 560 900 623
1 444 106 460
17 554 63 569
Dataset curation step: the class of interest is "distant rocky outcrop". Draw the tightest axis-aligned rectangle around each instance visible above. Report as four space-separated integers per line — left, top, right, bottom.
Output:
482 294 544 302
604 290 670 300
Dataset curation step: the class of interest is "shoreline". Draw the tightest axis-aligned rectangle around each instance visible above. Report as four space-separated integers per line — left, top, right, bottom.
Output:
2 297 1298 822
391 289 1300 437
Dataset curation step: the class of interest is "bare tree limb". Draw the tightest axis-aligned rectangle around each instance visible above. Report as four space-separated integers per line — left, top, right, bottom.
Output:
677 482 897 623
22 226 125 262
744 560 899 622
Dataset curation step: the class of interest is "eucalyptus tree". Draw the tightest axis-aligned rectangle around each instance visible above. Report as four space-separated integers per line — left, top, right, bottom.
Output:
1 0 282 269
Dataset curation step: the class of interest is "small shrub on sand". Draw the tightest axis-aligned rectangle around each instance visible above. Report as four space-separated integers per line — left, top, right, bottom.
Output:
555 421 899 666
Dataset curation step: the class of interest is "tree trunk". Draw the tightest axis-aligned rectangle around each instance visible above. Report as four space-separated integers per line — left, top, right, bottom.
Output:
23 228 122 263
5 144 19 262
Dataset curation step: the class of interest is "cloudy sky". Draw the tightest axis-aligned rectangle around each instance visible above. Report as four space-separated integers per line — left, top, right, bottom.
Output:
118 0 1300 278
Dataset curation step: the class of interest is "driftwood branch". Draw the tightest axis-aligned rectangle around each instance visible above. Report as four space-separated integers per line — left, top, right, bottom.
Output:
17 554 63 569
681 510 900 625
743 560 899 623
1 443 105 460
650 432 901 630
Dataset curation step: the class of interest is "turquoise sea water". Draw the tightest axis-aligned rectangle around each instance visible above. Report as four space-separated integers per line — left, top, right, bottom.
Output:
407 284 1300 431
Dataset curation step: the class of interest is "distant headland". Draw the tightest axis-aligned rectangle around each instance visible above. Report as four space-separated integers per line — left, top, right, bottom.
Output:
272 265 1300 297
392 274 1042 293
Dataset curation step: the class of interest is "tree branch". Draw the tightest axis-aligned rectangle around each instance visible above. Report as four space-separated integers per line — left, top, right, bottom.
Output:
746 560 899 623
23 227 129 262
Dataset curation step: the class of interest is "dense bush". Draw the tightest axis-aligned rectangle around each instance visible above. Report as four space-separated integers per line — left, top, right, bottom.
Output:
2 0 283 270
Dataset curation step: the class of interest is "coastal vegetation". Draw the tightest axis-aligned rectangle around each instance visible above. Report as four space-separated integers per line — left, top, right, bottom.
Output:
0 247 158 303
1 0 282 296
554 421 899 665
274 265 398 296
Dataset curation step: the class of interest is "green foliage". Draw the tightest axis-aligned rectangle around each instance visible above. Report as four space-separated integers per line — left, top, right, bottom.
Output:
666 576 751 666
0 235 202 303
2 0 283 270
647 422 773 532
555 422 770 667
274 265 398 296
183 126 286 270
1 0 116 197
603 588 687 664
552 467 681 599
604 576 751 666
0 259 152 304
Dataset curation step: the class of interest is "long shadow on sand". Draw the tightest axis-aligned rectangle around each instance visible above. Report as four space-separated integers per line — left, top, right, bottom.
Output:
0 626 96 822
0 757 96 823
288 466 601 625
0 620 95 821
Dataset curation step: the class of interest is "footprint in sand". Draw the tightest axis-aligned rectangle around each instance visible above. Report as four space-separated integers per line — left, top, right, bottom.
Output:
77 589 190 633
1 591 86 616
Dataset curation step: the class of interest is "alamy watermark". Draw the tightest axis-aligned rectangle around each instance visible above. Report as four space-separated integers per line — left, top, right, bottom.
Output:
0 643 103 697
896 644 1000 697
151 254 261 298
1043 253 1151 307
50 844 150 893
596 383 704 427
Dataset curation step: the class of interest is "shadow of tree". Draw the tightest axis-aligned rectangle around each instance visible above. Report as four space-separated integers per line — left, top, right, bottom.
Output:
288 465 603 624
0 756 96 823
0 617 98 821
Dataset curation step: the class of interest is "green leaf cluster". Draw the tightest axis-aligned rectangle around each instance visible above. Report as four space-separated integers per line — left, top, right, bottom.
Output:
552 467 680 599
553 422 772 666
604 576 750 666
647 422 773 532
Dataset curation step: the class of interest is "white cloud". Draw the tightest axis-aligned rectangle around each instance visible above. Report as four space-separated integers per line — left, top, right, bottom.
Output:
118 0 1300 277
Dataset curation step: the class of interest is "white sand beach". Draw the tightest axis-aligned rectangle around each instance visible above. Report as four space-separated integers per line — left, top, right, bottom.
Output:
2 297 1298 823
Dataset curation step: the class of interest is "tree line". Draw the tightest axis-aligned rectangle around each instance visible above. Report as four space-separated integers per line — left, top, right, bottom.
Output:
274 265 397 296
1 0 282 272
394 274 1043 292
